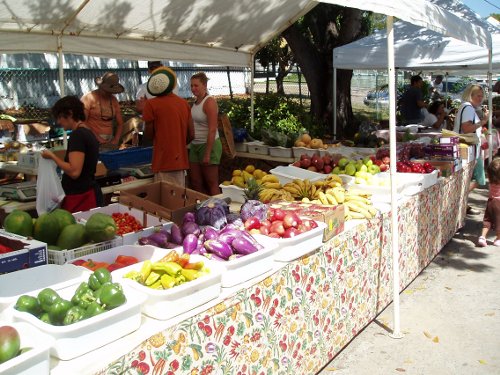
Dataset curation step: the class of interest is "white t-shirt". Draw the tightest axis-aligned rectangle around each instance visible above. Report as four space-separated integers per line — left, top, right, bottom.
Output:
421 111 440 129
454 102 482 157
432 81 443 94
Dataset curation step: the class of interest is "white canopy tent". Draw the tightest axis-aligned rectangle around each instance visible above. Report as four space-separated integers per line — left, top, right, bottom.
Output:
0 0 492 338
333 21 500 73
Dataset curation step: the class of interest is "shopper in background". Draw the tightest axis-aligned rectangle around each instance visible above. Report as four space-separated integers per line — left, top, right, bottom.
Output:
189 72 222 196
430 75 444 99
421 100 447 130
143 67 194 187
81 72 125 149
135 61 179 114
41 96 101 213
477 157 500 247
454 84 489 215
399 75 426 125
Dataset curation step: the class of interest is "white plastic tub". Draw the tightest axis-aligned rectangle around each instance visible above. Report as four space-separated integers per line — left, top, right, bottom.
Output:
0 322 54 375
0 264 89 314
253 221 327 262
292 146 315 159
270 165 325 185
219 184 246 204
234 142 248 152
246 141 269 155
217 242 278 288
66 244 171 266
269 146 293 158
11 283 146 360
111 255 223 320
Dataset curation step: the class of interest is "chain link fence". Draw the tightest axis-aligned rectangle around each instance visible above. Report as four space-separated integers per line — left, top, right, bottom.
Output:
0 64 311 122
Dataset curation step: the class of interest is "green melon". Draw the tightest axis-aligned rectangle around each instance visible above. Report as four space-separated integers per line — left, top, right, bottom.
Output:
50 209 76 232
33 213 60 245
85 213 117 243
57 223 87 250
3 210 33 237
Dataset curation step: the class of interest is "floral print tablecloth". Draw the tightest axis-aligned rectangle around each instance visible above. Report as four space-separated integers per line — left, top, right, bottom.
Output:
99 165 472 375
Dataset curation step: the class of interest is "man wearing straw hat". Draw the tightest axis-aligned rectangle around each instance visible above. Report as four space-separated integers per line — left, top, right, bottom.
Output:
143 66 194 187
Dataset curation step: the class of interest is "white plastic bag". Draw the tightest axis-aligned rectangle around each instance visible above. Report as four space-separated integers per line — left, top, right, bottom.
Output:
36 155 65 216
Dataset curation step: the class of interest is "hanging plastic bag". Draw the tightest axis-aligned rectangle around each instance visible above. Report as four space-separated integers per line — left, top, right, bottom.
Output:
36 155 65 216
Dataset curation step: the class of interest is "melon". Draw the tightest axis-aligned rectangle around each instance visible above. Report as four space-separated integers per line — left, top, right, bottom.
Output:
50 209 76 233
85 213 116 243
3 210 33 237
57 223 87 250
33 213 60 245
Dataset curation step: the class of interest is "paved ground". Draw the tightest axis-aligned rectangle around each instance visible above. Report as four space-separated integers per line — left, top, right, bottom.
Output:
319 186 500 375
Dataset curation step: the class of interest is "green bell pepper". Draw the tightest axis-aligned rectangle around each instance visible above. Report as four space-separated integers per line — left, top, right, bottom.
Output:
85 301 106 318
37 288 61 311
63 305 86 325
99 283 126 310
14 295 42 316
47 298 73 325
88 268 112 291
71 282 96 309
39 312 52 324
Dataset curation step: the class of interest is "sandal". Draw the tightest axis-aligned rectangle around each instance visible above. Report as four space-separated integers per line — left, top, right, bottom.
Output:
477 236 487 247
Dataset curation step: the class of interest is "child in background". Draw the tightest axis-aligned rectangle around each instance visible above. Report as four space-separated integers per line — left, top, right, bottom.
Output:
478 157 500 247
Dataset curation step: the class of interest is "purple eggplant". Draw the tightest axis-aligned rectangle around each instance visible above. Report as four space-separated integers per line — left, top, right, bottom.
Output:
138 236 159 247
238 231 264 250
182 221 201 237
183 211 196 224
183 233 199 254
228 254 244 261
165 242 179 249
204 239 233 260
231 237 259 255
217 230 239 246
203 226 219 241
147 232 169 247
203 253 227 262
170 223 183 245
158 228 172 242
219 223 240 234
197 244 208 255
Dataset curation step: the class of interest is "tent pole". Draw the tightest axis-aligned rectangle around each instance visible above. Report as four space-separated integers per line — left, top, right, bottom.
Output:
333 67 337 140
250 56 255 133
487 48 493 162
387 15 403 340
57 35 67 149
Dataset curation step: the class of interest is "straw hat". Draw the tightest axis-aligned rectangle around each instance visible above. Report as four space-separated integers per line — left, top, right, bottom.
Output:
95 72 125 94
147 66 177 96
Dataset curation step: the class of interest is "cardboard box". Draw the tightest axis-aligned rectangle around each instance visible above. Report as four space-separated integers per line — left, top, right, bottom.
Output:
119 182 209 225
0 230 47 274
268 201 345 242
459 144 475 163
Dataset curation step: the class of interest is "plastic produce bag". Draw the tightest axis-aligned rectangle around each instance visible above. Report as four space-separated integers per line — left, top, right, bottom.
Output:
36 155 65 216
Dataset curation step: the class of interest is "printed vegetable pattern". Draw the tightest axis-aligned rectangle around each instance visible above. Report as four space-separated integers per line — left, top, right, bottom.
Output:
99 167 471 375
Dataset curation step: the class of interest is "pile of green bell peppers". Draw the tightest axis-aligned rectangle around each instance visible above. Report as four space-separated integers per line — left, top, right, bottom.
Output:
14 268 127 326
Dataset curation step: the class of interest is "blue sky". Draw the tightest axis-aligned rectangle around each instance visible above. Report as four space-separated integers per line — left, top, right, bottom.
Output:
461 0 499 18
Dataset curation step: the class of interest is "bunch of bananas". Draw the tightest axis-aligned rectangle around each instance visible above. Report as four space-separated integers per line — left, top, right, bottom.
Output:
259 175 294 202
299 182 378 220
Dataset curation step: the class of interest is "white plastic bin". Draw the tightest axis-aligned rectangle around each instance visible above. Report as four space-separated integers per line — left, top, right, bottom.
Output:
219 184 246 204
270 165 325 185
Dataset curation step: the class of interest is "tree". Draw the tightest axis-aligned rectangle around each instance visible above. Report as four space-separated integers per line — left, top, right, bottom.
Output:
281 4 373 138
255 37 295 95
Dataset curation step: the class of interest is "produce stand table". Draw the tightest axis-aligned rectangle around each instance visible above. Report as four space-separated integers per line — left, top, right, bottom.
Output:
50 163 472 375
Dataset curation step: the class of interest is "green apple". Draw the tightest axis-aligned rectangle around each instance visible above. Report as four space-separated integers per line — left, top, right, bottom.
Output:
345 164 356 176
363 157 373 167
332 166 341 174
368 165 380 174
356 164 368 172
338 158 349 168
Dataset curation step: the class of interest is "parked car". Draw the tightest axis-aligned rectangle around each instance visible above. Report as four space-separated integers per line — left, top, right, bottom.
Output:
363 86 390 107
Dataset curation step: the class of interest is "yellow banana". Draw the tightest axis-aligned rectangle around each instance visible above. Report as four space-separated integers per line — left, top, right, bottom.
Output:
345 201 372 219
262 174 279 183
325 193 338 205
283 185 300 196
318 191 330 205
263 182 282 189
311 199 321 204
302 197 311 203
331 188 345 203
345 194 371 204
